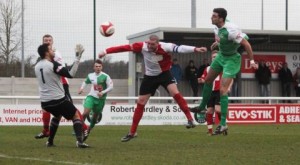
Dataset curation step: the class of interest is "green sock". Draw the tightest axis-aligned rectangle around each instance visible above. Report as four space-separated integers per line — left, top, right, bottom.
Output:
220 95 228 126
90 117 95 129
199 83 213 110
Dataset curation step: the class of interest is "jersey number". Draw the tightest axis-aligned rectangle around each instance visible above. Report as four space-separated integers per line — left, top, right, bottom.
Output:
40 69 45 83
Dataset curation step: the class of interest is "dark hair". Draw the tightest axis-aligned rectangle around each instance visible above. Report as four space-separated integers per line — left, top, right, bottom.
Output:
213 8 227 21
37 43 50 59
95 59 103 65
42 34 53 40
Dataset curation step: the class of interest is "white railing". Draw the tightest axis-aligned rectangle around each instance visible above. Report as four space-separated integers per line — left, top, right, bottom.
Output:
0 96 299 104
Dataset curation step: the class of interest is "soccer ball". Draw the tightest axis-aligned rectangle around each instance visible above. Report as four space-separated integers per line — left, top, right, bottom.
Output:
99 21 115 37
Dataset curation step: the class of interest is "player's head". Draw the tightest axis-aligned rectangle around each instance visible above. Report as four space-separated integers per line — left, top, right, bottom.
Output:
38 43 54 59
146 35 159 52
211 50 218 61
94 59 103 74
42 34 53 46
211 8 227 26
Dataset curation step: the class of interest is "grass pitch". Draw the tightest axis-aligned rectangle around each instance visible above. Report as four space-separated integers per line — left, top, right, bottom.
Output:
0 124 299 165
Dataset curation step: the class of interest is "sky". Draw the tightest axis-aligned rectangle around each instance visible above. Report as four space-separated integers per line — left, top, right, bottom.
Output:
3 0 299 64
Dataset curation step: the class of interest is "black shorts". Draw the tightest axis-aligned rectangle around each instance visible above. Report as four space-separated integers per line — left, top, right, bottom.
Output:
41 97 77 120
207 90 220 108
139 71 176 96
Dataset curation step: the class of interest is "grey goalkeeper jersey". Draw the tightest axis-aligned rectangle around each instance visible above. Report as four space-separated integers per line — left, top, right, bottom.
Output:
35 59 73 102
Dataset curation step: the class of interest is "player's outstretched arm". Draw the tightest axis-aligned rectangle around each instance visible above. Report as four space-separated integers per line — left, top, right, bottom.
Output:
172 44 207 54
98 43 143 59
98 44 135 58
69 44 85 77
54 44 84 78
194 47 207 53
78 82 86 94
210 41 218 50
241 39 258 69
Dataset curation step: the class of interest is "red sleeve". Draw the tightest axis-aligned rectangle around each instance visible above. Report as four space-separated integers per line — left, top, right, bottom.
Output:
131 42 143 52
200 67 208 79
60 77 68 84
106 42 143 54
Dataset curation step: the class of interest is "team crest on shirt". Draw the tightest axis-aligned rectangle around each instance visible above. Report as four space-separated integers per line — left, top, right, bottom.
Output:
94 84 103 91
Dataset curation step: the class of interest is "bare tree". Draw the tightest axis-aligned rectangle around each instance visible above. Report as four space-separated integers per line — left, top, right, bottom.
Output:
0 0 21 68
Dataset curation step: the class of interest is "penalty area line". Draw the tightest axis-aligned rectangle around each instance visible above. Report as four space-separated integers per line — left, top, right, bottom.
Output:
0 153 97 165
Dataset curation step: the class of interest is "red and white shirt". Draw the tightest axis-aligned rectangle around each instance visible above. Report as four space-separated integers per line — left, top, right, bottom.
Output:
105 42 196 76
53 50 69 85
201 66 222 91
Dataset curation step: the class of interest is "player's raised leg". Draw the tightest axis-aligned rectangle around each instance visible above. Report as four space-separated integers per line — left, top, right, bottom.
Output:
191 67 220 113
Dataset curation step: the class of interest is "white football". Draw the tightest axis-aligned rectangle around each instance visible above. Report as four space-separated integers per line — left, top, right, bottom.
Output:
99 21 115 37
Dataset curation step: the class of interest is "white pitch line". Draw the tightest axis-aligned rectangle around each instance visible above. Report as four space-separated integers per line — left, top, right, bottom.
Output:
0 153 99 165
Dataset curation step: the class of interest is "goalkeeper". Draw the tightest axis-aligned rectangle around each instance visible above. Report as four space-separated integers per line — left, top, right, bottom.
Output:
35 34 89 140
35 43 89 148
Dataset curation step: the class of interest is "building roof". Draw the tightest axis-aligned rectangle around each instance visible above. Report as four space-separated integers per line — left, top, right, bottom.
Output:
127 27 300 52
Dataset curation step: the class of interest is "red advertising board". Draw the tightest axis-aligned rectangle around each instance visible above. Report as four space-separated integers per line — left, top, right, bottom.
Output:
227 104 300 124
241 54 286 74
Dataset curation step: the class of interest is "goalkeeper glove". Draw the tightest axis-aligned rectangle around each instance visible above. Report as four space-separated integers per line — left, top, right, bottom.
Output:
75 44 85 61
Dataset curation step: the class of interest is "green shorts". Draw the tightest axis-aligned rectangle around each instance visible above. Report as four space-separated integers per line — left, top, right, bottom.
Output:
210 52 241 78
83 95 105 113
